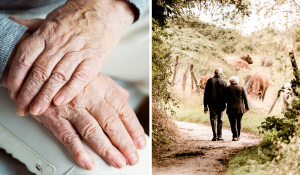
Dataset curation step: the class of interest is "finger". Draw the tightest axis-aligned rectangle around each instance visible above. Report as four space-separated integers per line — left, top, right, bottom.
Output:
9 17 44 33
29 52 85 115
39 114 95 170
53 59 99 106
7 32 45 99
68 109 127 169
14 45 69 116
104 83 147 150
87 100 139 166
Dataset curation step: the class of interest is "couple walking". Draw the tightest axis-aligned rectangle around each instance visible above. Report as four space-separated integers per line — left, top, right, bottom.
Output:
204 68 249 141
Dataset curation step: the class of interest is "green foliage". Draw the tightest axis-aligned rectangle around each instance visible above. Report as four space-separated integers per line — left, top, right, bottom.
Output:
152 19 179 149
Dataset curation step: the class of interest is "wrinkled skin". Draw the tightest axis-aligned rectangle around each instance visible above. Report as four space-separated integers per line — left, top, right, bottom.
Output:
1 22 146 169
6 0 138 117
3 70 146 170
34 73 146 169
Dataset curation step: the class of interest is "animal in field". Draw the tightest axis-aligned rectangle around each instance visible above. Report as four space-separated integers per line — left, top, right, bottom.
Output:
244 71 269 101
199 74 213 93
268 83 294 114
232 54 253 70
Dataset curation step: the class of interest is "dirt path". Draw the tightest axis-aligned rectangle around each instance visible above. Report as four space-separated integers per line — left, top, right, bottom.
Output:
152 121 263 175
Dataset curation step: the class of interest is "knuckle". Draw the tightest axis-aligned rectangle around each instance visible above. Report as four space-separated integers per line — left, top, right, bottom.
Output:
73 70 90 84
50 72 68 83
40 21 58 36
103 117 122 133
39 91 53 103
31 66 49 83
60 131 78 146
14 51 31 67
64 86 77 97
81 124 99 140
118 102 133 119
118 141 136 153
99 146 114 158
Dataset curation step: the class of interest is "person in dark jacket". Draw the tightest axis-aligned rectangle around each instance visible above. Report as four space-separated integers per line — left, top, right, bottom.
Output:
204 68 227 141
225 76 249 141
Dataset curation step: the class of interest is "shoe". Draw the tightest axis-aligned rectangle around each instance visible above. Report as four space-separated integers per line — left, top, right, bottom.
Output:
237 137 240 141
217 137 224 141
212 137 217 141
232 138 238 141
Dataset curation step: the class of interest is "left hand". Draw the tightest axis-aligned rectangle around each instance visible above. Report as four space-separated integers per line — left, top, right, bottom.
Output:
7 0 138 116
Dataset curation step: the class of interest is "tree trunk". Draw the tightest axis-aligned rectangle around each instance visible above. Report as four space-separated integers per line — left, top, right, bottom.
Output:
182 62 190 93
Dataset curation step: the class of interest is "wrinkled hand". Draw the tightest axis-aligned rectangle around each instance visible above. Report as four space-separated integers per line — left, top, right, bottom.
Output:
29 73 146 170
2 28 146 170
7 0 138 116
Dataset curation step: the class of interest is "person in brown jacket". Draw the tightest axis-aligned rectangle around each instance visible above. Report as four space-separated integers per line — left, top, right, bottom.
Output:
224 76 249 141
204 68 227 141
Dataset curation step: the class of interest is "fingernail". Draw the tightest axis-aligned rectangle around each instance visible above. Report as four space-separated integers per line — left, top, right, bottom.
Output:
16 107 26 116
82 156 95 170
9 90 17 100
54 96 64 106
114 157 126 169
128 153 139 166
137 137 146 150
30 103 41 115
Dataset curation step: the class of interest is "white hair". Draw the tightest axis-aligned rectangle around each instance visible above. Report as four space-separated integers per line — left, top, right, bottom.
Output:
215 68 223 75
229 76 239 84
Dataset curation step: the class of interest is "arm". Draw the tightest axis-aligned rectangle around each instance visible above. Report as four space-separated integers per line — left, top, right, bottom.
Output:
0 15 28 86
242 87 249 111
6 0 147 117
203 80 211 108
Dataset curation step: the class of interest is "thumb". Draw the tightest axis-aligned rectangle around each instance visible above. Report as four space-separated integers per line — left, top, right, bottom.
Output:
9 16 44 33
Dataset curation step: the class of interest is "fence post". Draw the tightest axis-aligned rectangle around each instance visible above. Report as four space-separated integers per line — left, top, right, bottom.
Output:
182 62 190 93
172 56 181 90
289 52 300 82
190 64 194 90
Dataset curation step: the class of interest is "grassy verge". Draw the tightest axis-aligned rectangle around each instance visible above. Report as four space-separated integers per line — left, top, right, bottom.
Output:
173 94 283 135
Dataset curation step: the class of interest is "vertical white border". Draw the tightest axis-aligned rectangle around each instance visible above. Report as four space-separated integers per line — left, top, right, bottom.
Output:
149 0 153 174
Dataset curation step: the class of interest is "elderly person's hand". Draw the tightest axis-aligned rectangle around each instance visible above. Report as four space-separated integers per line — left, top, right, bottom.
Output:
3 69 146 170
2 29 146 170
6 0 138 116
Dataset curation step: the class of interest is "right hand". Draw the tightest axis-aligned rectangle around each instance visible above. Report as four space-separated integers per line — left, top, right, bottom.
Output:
7 0 137 117
33 73 146 169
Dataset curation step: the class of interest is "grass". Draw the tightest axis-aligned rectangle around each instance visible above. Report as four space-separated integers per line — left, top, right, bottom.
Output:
173 95 283 135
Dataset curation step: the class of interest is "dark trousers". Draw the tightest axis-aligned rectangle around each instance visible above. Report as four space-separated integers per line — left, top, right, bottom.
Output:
228 113 243 138
209 108 223 138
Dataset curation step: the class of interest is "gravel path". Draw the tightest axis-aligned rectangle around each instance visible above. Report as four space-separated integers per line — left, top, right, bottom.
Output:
152 121 262 175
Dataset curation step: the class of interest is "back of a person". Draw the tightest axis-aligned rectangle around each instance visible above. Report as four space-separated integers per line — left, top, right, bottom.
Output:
226 84 246 114
206 75 227 110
